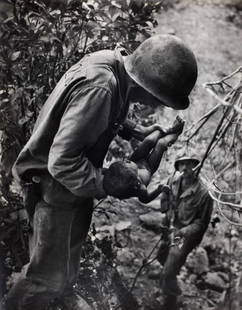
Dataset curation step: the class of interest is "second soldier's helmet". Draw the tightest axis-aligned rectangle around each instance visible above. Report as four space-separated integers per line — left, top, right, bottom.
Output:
174 155 200 170
124 34 198 110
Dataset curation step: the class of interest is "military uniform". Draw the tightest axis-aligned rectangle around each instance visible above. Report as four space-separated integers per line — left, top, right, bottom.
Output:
158 172 213 297
5 48 135 310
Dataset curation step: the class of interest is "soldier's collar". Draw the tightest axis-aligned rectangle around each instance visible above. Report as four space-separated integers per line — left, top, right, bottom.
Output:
179 178 200 198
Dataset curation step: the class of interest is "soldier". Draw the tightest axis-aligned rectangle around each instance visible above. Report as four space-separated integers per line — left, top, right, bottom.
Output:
157 155 213 309
3 35 197 310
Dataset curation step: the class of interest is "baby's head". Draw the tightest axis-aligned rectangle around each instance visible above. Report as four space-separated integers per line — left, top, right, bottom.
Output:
104 160 141 199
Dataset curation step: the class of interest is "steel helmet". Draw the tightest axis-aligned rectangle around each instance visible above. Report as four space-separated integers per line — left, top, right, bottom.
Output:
174 156 200 171
124 34 198 110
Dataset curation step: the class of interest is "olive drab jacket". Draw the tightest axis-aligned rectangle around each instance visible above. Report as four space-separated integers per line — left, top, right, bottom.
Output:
12 48 133 206
160 172 213 241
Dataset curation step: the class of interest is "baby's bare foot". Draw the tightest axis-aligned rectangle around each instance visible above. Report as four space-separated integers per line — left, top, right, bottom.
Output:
166 116 185 135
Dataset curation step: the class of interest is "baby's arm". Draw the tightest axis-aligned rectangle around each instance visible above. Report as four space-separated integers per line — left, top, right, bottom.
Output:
137 184 170 204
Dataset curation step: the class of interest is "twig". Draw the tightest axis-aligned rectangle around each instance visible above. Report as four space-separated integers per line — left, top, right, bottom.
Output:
93 198 105 210
114 236 162 310
209 190 242 212
204 87 242 114
196 105 231 176
212 162 235 181
185 114 212 142
212 187 242 196
183 102 221 137
229 101 242 150
204 66 242 86
216 200 242 227
129 237 162 292
207 115 234 156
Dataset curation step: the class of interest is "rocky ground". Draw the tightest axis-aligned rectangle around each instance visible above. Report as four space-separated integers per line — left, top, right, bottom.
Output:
80 2 242 310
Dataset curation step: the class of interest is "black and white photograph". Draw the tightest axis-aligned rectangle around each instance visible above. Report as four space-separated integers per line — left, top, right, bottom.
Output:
0 0 242 309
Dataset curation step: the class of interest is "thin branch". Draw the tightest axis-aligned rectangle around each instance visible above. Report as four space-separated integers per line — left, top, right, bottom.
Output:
207 116 234 156
216 200 242 227
196 105 231 176
209 190 242 212
229 101 242 150
183 102 221 136
114 236 162 310
204 66 242 86
212 162 235 181
204 86 242 114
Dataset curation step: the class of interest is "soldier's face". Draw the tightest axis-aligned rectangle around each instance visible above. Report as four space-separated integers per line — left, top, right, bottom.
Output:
178 161 196 177
129 84 163 109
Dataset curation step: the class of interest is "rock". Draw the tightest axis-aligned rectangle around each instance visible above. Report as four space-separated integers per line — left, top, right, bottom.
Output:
148 261 162 280
144 197 160 210
96 221 132 237
148 269 161 280
217 272 229 283
186 247 209 275
117 248 135 264
203 272 227 292
139 212 165 233
115 221 132 231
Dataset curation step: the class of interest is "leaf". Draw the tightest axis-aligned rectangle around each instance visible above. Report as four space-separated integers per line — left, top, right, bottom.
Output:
115 221 132 231
144 21 153 28
102 35 109 41
109 5 120 19
111 1 122 9
18 111 34 127
50 9 61 16
39 36 49 43
3 16 14 24
11 51 21 61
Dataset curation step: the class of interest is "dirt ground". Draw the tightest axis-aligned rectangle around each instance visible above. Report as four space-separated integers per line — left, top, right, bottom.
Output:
90 2 242 310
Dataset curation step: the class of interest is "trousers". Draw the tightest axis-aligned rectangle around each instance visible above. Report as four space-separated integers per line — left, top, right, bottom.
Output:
158 234 200 297
5 198 93 310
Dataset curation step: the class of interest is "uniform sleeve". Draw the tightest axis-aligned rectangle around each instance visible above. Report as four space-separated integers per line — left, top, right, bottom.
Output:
48 86 112 199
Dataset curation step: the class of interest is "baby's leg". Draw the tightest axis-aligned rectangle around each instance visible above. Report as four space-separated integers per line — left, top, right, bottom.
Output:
130 130 161 162
131 116 184 163
147 132 181 174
